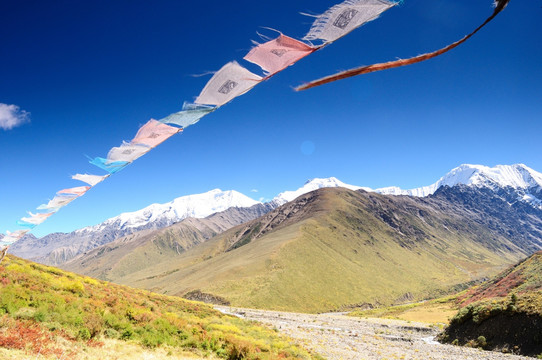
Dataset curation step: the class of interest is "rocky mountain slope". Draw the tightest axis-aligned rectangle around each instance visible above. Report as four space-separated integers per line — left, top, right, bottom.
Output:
63 204 271 280
376 164 542 208
95 187 536 313
431 185 542 253
10 164 542 273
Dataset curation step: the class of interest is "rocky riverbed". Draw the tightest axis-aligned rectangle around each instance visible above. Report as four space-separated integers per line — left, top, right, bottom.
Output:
215 306 532 360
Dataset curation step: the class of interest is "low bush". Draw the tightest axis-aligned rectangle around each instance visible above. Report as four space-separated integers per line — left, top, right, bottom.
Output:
0 256 315 359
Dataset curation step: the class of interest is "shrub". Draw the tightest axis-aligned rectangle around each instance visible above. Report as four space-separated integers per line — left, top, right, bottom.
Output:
14 307 36 320
104 328 119 339
477 335 488 348
85 313 104 338
78 328 91 340
121 327 134 340
64 280 85 295
141 330 165 348
33 309 47 322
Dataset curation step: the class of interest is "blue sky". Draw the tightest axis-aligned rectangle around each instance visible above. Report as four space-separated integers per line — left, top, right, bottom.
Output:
1 0 540 237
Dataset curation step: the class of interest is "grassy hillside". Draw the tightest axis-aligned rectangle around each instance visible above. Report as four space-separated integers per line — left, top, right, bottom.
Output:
63 206 271 281
349 296 460 325
0 255 316 359
64 218 219 281
108 188 527 313
439 251 542 356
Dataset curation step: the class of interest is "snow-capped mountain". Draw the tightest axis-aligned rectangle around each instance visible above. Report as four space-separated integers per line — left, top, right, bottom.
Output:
10 163 542 266
267 164 542 210
75 189 260 235
271 177 369 206
10 189 261 264
375 164 542 208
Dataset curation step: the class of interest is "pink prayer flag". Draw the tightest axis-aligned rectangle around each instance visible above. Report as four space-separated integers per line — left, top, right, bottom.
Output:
131 119 181 148
57 186 91 196
244 34 316 75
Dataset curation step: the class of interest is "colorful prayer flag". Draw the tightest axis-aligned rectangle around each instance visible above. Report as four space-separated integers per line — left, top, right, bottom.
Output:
107 142 151 163
57 186 91 196
244 34 316 75
72 173 109 186
195 61 262 106
20 211 54 225
131 119 181 148
37 195 78 211
159 103 216 129
303 0 397 43
296 0 509 90
88 157 130 174
16 220 36 229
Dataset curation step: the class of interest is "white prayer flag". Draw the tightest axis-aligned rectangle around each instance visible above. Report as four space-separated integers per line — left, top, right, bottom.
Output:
72 174 109 186
37 195 77 211
107 142 151 163
303 0 396 43
195 61 262 106
20 212 54 225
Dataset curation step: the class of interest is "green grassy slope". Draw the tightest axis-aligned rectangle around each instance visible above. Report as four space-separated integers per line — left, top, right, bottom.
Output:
113 188 527 313
0 255 316 359
456 250 542 306
440 252 542 356
64 217 226 281
63 206 271 282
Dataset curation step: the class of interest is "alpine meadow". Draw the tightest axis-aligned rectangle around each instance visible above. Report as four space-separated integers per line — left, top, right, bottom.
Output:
2 0 541 359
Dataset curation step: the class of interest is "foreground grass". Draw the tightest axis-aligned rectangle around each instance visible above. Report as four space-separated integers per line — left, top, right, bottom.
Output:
0 338 216 359
0 255 315 359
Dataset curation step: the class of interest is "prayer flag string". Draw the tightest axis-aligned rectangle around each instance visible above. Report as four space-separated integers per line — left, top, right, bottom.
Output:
295 0 510 91
3 0 508 259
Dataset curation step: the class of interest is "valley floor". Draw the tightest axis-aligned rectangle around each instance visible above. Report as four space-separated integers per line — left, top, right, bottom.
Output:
215 306 532 360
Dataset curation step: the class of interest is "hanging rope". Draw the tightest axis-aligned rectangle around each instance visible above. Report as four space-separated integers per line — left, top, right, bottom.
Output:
296 0 510 91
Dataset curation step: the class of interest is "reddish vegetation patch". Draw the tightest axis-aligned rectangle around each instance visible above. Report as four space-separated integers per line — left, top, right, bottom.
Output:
459 270 525 306
0 318 78 358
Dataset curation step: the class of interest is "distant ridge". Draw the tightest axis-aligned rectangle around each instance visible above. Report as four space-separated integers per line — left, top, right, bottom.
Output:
270 164 542 210
10 189 261 265
95 186 536 313
375 164 542 205
11 163 542 267
271 177 367 206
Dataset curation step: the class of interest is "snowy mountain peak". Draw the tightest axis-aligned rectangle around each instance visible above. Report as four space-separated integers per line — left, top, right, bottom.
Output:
76 188 260 234
376 164 542 200
271 177 368 206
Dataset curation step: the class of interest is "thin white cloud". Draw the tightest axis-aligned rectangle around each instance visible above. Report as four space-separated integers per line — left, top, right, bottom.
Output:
250 189 259 193
0 103 30 130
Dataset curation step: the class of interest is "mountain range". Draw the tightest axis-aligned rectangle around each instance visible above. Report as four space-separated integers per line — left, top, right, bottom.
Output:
55 164 542 312
9 164 542 312
10 164 542 264
9 189 265 265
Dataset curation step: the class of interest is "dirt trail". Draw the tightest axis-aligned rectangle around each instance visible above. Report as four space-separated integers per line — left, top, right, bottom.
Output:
215 306 530 360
